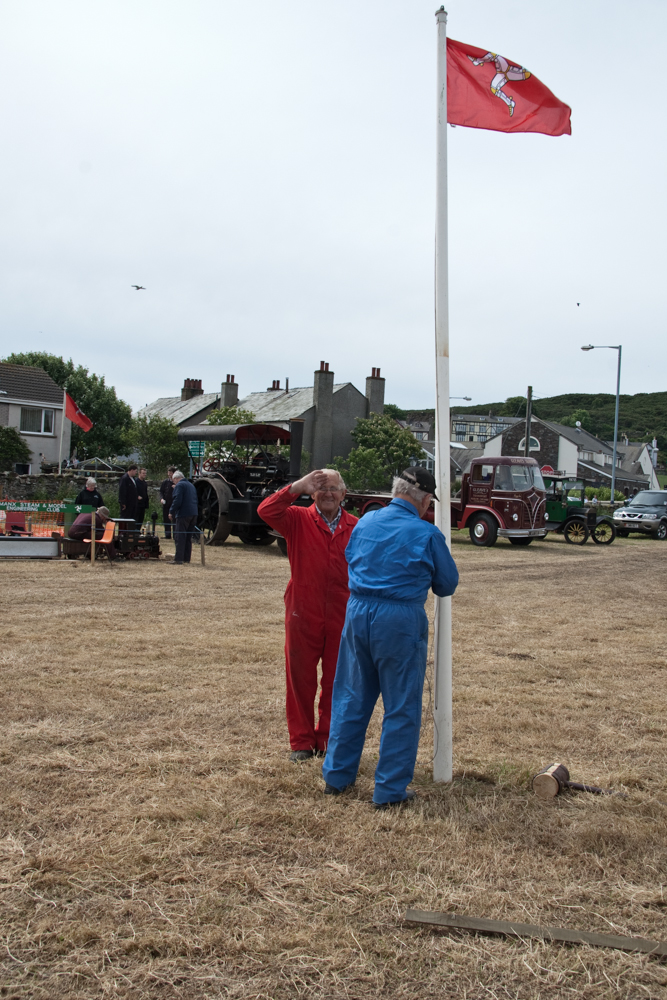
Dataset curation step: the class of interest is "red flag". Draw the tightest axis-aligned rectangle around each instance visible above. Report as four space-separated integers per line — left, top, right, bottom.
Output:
447 38 571 137
65 391 93 432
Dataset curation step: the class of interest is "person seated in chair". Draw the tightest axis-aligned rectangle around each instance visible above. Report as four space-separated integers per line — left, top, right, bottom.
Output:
68 506 117 560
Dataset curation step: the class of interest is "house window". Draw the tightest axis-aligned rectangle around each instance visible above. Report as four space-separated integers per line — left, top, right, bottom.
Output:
468 424 475 433
455 433 465 442
581 451 593 461
517 436 540 452
455 423 466 433
20 407 55 435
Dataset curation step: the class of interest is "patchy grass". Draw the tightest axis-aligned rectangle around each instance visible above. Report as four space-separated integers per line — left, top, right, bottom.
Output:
1 533 667 998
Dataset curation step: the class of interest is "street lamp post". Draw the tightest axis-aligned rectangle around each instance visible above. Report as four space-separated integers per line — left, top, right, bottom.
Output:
581 344 622 503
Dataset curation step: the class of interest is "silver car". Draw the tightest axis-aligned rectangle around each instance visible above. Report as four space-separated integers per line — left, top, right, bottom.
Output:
613 490 667 540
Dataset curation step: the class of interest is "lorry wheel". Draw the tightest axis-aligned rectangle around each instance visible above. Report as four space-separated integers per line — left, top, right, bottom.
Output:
361 502 385 516
469 514 498 547
563 519 589 545
653 521 667 541
616 529 629 538
592 521 616 544
509 537 532 546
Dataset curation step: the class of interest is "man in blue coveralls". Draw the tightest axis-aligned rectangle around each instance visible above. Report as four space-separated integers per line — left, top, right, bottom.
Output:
322 467 459 809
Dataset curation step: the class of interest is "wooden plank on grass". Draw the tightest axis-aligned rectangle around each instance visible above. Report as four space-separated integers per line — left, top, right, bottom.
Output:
404 909 667 956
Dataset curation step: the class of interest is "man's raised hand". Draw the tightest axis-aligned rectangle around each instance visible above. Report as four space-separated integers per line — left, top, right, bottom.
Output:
289 470 333 496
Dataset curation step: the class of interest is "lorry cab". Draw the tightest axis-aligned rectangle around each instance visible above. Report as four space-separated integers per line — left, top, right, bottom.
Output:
453 456 547 547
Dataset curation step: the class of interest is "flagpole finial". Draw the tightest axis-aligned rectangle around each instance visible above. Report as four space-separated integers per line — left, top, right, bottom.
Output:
435 7 447 23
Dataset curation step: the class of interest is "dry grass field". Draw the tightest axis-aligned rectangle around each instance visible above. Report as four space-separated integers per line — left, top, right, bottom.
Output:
1 532 667 999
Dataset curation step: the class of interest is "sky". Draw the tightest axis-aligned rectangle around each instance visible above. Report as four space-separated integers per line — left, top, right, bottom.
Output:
1 1 665 413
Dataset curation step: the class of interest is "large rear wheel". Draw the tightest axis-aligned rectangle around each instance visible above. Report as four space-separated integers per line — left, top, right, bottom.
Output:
469 513 498 547
563 518 589 545
592 520 616 544
195 478 232 545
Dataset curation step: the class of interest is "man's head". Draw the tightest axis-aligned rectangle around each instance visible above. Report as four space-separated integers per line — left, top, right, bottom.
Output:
127 464 138 475
97 506 111 522
312 469 346 520
86 477 96 491
392 467 437 519
138 468 147 480
167 466 176 479
172 470 185 483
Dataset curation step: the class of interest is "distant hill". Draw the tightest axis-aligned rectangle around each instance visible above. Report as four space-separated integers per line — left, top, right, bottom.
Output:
386 393 667 452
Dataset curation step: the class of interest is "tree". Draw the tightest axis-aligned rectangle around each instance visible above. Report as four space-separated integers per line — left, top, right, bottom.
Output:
205 406 256 426
559 408 592 431
3 351 133 460
203 405 257 463
332 447 388 491
129 414 190 477
501 395 528 418
383 403 407 420
0 426 31 472
333 414 425 490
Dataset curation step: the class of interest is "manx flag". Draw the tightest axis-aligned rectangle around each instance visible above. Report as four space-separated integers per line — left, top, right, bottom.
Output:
65 391 93 432
447 38 571 136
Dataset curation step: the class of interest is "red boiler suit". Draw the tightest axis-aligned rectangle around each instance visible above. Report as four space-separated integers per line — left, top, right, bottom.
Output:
257 487 358 752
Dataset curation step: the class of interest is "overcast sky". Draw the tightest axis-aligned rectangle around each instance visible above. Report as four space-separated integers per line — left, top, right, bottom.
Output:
1 1 665 413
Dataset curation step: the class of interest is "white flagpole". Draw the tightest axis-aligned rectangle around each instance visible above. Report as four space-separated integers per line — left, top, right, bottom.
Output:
58 388 66 475
433 6 452 783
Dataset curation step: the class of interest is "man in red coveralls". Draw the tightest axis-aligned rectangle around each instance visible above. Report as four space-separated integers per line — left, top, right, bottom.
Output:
258 469 357 762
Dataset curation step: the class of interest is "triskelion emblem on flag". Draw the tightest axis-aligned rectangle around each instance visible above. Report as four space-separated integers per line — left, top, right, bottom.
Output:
468 52 531 118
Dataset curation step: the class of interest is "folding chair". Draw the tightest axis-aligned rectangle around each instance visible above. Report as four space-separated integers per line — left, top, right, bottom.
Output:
84 519 116 562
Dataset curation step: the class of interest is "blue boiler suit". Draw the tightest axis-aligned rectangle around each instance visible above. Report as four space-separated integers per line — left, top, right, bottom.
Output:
322 498 459 804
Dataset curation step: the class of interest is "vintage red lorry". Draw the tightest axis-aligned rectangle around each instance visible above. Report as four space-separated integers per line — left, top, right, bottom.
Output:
344 455 547 547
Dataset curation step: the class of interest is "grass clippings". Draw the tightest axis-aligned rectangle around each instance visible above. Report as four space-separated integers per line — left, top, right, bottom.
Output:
1 532 667 998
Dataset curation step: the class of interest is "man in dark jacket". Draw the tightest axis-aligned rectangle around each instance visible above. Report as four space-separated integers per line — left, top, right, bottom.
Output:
118 465 138 525
135 468 149 526
169 470 198 564
159 466 176 539
74 478 105 509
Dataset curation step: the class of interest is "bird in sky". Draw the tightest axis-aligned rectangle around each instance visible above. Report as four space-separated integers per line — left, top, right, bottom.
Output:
577 302 580 306
132 285 146 291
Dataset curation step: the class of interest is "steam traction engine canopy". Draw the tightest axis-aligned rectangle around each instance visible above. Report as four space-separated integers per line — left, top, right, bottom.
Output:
177 421 305 547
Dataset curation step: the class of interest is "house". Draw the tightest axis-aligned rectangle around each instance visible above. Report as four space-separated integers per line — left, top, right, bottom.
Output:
482 417 658 492
138 364 386 468
0 363 70 474
397 417 480 480
451 412 521 443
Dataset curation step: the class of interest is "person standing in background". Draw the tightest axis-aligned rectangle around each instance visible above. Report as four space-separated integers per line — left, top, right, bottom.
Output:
135 468 149 527
118 464 138 526
74 478 105 509
169 471 198 564
160 466 176 539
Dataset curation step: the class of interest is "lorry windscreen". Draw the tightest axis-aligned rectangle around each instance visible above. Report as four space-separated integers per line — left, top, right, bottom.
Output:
493 464 541 492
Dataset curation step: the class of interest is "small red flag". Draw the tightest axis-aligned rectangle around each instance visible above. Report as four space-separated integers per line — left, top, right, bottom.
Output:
65 391 93 432
447 38 571 137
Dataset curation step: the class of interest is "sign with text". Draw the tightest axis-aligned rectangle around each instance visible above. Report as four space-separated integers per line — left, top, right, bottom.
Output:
0 502 95 514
